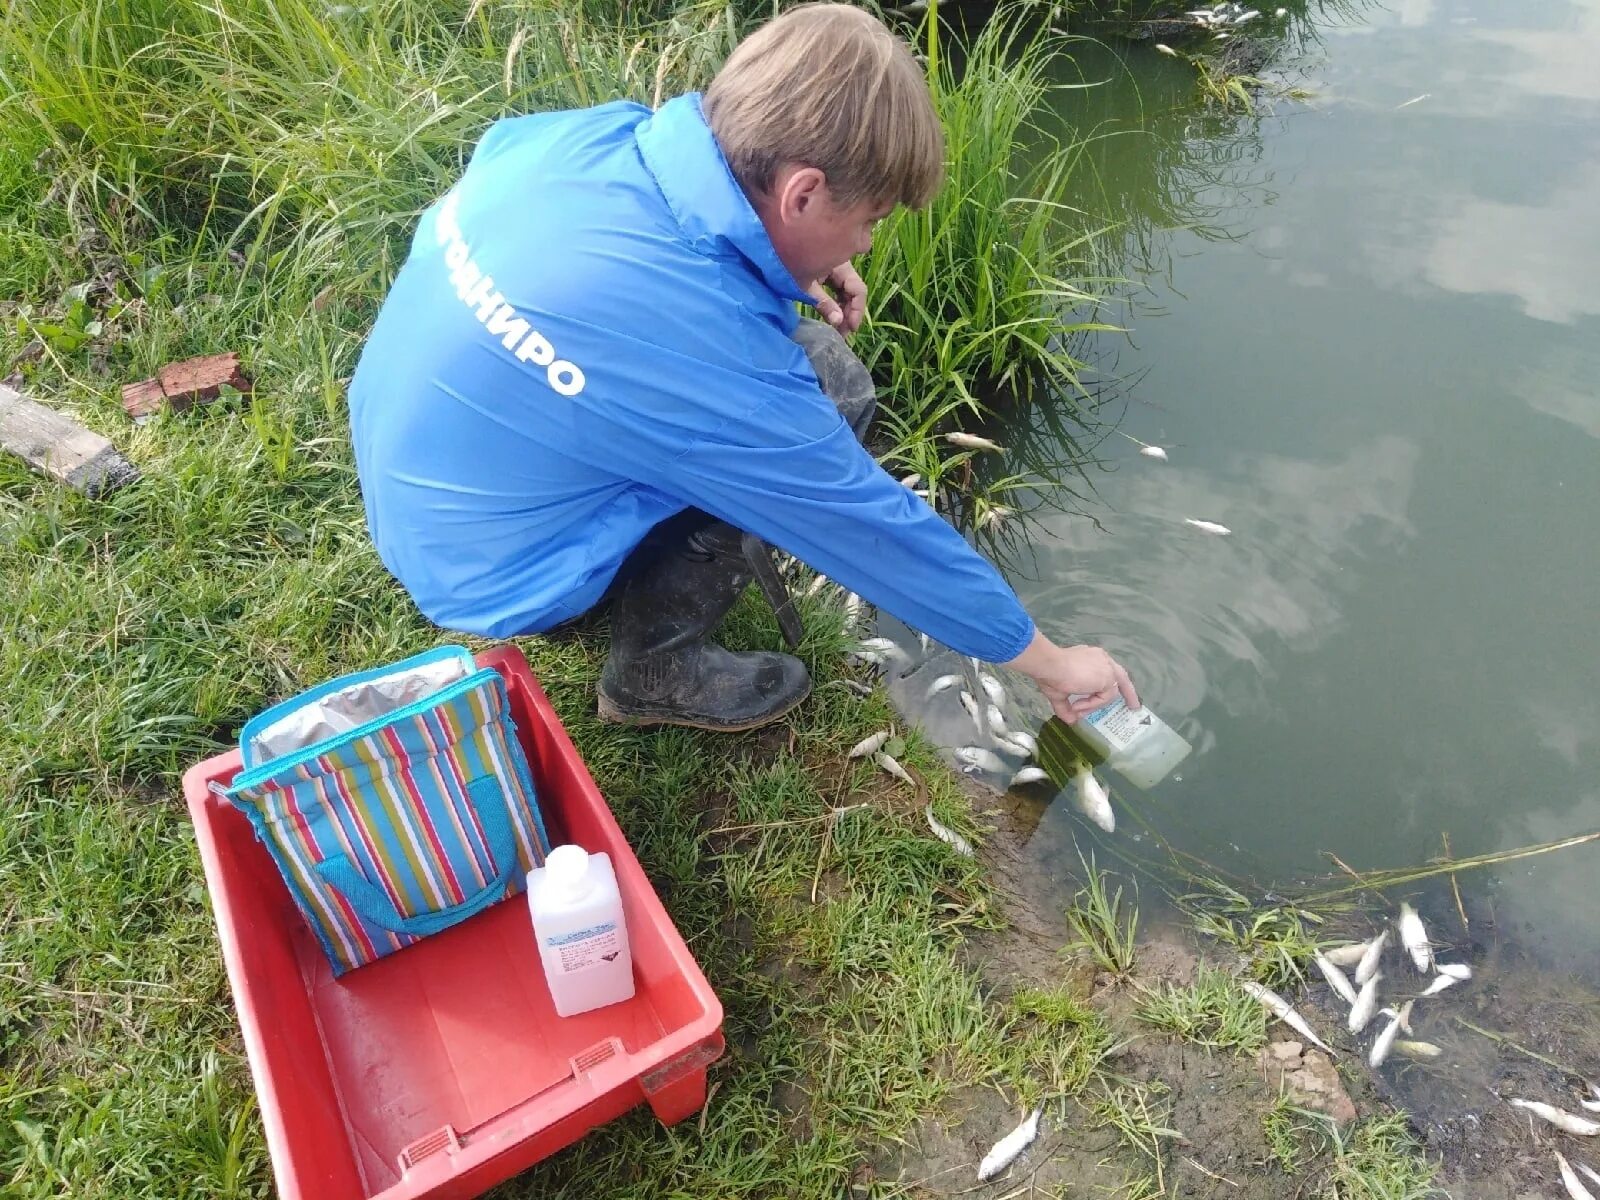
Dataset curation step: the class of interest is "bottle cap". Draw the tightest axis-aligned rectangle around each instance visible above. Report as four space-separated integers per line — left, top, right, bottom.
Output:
543 844 591 899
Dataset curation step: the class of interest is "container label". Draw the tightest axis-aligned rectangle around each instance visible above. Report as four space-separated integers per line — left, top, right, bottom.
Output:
1085 699 1157 752
545 922 622 974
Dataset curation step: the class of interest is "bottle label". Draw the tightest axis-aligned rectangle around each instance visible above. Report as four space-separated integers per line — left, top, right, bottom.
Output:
545 922 623 973
1085 699 1158 752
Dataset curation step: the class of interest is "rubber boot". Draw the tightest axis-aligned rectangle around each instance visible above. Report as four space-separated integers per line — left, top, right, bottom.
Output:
597 521 811 731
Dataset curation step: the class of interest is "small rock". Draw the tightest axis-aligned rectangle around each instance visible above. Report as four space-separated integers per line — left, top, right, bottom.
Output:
1257 1046 1356 1124
1268 1040 1303 1062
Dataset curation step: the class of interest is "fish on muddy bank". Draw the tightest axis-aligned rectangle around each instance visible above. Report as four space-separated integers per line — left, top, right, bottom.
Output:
1073 770 1115 833
926 806 975 857
1509 1099 1600 1137
874 751 916 786
1397 902 1433 971
1313 950 1359 1006
1558 1153 1597 1200
977 1107 1043 1182
1240 981 1334 1055
1348 973 1382 1033
848 730 890 759
1355 931 1388 985
1322 940 1373 968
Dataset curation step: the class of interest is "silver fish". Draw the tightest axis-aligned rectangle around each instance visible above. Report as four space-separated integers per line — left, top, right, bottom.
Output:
1313 951 1359 1006
1155 42 1178 55
1369 1009 1404 1068
848 731 890 759
925 805 975 857
1348 973 1382 1033
1355 931 1388 985
899 472 921 489
978 672 1007 705
1322 941 1371 968
956 745 1008 774
919 631 931 653
977 1107 1042 1181
1580 1161 1600 1190
1509 1100 1600 1137
1394 1040 1443 1060
1240 981 1334 1055
945 431 1005 454
958 690 983 730
926 673 963 699
1581 1099 1600 1113
1558 1153 1597 1200
874 751 915 786
1275 6 1287 14
1397 903 1433 972
803 573 831 598
980 505 1013 530
857 636 897 654
1073 770 1115 833
1418 974 1458 998
1009 766 1049 787
1002 730 1038 756
1435 962 1472 981
985 705 1009 736
1139 444 1170 459
1184 518 1232 536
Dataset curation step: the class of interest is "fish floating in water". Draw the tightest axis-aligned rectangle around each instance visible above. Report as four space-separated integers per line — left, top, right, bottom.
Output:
1322 941 1372 968
977 1107 1043 1182
1509 1099 1600 1137
1155 42 1178 55
978 672 1007 706
926 673 963 699
1369 1003 1409 1068
1355 931 1388 986
1184 518 1232 536
1417 974 1459 998
957 745 1008 775
1240 981 1334 1055
1073 770 1115 832
1394 1040 1443 1060
848 730 890 759
874 752 916 786
1009 766 1049 787
959 690 983 730
1313 951 1359 1007
1397 903 1433 972
945 431 1006 454
1139 444 1170 460
1348 973 1382 1033
985 704 1009 736
1001 730 1038 757
1435 962 1471 981
925 805 975 857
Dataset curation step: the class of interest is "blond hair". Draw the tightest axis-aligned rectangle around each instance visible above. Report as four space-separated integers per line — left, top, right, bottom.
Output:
703 4 944 211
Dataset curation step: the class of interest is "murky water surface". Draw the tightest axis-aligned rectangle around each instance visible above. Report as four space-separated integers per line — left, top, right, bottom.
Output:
894 0 1600 980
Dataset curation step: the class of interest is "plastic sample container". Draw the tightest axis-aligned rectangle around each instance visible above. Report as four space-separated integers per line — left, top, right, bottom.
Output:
182 644 724 1200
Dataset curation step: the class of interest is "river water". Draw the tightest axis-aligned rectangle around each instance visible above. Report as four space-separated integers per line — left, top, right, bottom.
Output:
887 0 1600 980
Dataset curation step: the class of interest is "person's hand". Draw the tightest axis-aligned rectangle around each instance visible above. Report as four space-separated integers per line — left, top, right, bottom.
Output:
1004 632 1140 725
806 261 867 335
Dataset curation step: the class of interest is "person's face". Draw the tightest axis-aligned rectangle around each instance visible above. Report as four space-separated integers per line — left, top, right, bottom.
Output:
760 165 894 287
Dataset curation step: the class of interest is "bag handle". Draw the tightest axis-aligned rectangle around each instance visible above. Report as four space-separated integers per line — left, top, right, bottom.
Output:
314 778 521 938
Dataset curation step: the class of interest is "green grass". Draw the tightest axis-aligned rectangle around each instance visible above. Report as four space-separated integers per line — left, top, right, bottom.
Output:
1134 962 1268 1053
1263 1108 1445 1200
1064 856 1139 978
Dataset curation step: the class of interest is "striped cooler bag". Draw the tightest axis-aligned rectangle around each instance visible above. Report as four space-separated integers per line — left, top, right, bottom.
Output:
220 645 552 975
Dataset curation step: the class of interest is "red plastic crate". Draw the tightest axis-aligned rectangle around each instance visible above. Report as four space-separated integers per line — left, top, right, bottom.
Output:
181 644 724 1200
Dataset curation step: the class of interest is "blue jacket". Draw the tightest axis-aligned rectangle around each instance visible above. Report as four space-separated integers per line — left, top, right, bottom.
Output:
349 94 1035 663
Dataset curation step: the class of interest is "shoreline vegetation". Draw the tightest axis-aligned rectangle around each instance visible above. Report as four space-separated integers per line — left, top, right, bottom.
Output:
0 1 1488 1196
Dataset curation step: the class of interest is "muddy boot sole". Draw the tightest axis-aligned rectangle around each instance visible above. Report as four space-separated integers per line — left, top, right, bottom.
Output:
595 681 811 732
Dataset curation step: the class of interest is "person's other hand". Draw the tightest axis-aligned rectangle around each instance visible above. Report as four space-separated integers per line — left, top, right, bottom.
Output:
1005 633 1140 725
806 261 867 334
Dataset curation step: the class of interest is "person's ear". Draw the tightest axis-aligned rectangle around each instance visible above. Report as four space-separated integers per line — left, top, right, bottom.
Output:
774 165 828 225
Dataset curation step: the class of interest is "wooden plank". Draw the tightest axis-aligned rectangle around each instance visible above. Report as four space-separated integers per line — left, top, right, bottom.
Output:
0 383 139 496
122 351 252 421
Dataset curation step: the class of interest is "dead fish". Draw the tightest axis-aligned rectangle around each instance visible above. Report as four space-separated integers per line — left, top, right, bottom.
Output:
1073 770 1115 833
874 751 916 786
1348 973 1382 1033
977 1107 1043 1182
1509 1099 1600 1137
803 573 831 598
1394 1040 1443 1060
1369 1008 1404 1068
919 631 931 653
1558 1153 1597 1200
1155 42 1178 55
956 745 1008 774
842 591 864 630
1240 981 1334 1055
925 805 975 857
945 431 1005 454
1580 1161 1600 1190
848 731 890 759
978 671 1007 706
1322 941 1372 968
959 690 983 730
1417 974 1458 998
985 704 1009 736
1184 518 1232 536
1313 951 1359 1007
926 673 963 699
1002 730 1038 756
1009 766 1049 787
1139 444 1170 460
1581 1098 1600 1114
1397 902 1433 971
1435 962 1472 981
1275 7 1287 14
980 505 1014 530
899 472 922 489
1355 931 1388 985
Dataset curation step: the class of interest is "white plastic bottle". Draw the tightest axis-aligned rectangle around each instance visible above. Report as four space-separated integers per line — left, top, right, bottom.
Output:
527 845 635 1017
1070 698 1192 789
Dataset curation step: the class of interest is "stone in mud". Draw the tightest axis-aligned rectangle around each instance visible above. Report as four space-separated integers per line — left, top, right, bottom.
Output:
1257 1043 1357 1124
